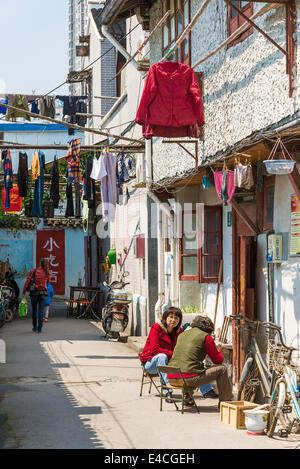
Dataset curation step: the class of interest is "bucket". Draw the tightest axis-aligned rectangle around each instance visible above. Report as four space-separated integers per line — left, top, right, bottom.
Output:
243 409 269 435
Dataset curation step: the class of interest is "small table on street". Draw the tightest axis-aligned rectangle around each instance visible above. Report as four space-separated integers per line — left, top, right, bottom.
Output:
67 286 103 320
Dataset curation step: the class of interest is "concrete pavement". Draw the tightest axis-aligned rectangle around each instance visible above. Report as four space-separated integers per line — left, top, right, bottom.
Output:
0 301 299 450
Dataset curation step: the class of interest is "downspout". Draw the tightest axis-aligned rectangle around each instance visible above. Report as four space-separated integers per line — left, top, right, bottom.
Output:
98 90 127 128
101 25 139 70
145 139 177 321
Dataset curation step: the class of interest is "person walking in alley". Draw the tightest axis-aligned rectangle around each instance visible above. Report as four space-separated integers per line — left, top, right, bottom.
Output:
43 282 54 323
139 307 183 403
168 315 233 408
23 258 49 333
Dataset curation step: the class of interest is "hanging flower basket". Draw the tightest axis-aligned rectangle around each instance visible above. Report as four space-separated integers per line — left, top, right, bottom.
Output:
263 137 296 175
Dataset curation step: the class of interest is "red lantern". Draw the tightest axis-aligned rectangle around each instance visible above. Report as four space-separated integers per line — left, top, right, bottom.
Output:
2 186 23 213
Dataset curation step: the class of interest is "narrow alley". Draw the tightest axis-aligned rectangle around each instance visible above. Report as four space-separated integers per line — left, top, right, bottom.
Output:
0 302 298 450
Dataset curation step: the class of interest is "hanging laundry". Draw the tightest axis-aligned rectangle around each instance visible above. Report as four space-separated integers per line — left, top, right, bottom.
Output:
0 98 8 115
6 94 31 121
65 182 74 218
65 138 82 183
28 100 40 115
81 196 89 233
202 175 212 189
90 155 101 180
119 152 130 183
75 99 87 127
2 150 13 209
17 152 28 197
127 155 136 178
136 61 204 139
32 151 45 217
213 170 235 205
91 152 118 222
135 154 144 184
31 151 40 181
234 162 254 190
83 153 95 208
37 96 56 118
74 180 81 219
56 95 87 118
1 186 22 213
50 156 60 209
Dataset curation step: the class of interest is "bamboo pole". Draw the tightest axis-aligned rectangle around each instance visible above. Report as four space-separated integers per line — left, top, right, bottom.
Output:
213 259 223 328
162 0 213 61
225 0 287 56
0 102 142 145
192 2 279 68
109 10 172 82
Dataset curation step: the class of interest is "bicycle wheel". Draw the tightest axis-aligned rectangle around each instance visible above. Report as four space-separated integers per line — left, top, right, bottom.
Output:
267 381 286 438
237 361 259 402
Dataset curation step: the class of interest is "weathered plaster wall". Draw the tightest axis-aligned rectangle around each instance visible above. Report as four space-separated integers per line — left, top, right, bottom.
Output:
271 166 300 349
174 183 232 332
149 0 300 182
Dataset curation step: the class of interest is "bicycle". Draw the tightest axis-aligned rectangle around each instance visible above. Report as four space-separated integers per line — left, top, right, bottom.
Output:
230 314 285 402
266 341 300 438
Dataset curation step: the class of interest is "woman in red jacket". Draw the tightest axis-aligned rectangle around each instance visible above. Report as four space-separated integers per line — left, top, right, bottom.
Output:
139 306 183 402
23 258 50 333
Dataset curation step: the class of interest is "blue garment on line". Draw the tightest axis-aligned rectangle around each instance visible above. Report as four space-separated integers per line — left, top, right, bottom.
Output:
32 151 45 217
0 99 8 115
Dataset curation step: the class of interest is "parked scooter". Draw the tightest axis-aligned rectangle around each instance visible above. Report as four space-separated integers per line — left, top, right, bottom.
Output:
0 284 12 327
101 271 132 341
1 270 20 321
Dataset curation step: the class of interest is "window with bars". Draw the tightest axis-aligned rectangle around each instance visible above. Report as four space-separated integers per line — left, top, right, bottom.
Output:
227 1 254 46
161 0 191 65
179 205 223 283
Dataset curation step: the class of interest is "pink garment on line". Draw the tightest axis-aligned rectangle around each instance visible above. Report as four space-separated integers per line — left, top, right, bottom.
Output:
213 170 235 203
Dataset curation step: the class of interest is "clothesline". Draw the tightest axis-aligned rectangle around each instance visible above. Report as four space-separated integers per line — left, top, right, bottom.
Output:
0 103 142 145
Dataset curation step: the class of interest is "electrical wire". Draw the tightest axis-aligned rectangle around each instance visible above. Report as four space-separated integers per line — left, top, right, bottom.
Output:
0 21 141 123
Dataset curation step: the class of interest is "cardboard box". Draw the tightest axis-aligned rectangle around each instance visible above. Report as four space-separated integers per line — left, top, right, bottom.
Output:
220 401 258 429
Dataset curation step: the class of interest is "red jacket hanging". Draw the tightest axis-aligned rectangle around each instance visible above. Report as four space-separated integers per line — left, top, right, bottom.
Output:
136 62 204 139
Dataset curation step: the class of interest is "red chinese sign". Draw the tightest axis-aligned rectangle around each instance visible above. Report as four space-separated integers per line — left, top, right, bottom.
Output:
36 230 65 295
2 186 22 213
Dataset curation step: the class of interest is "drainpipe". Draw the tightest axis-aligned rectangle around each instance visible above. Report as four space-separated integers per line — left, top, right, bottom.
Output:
101 25 139 71
98 90 127 129
145 139 177 320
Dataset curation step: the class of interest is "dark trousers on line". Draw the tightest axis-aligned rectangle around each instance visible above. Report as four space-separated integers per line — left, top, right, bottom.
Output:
31 295 46 332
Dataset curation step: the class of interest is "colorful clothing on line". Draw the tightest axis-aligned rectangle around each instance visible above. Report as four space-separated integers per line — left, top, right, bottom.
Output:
6 94 31 121
18 152 28 197
31 151 45 217
213 170 235 205
66 138 82 183
2 150 13 209
0 98 8 115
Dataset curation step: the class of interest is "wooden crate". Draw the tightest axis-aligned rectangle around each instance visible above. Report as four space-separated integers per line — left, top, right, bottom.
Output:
220 401 258 429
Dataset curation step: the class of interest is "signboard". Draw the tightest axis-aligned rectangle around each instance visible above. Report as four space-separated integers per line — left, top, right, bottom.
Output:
36 230 65 295
1 186 22 213
290 195 300 256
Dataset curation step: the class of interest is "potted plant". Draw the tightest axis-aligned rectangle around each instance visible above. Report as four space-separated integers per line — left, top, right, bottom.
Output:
24 190 34 217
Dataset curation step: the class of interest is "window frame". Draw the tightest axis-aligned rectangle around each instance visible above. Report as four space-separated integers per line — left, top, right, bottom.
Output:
179 205 223 283
227 1 254 47
161 0 191 65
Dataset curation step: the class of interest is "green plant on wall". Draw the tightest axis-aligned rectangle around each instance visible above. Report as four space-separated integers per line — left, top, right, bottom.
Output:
24 189 34 208
181 304 202 315
58 159 67 176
